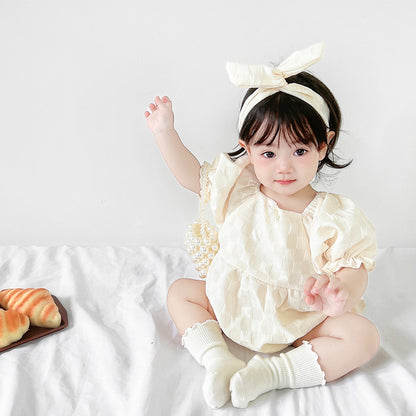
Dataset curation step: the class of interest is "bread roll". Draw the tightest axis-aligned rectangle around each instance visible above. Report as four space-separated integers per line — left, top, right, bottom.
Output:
0 309 30 348
0 288 61 328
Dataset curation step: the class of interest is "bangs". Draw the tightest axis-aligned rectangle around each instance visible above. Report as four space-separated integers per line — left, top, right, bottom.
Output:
240 92 327 149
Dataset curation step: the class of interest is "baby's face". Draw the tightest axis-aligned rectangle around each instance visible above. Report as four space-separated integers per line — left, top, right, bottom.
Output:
240 133 326 204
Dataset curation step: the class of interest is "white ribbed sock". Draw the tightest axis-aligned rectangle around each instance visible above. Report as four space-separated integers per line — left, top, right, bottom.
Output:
230 341 326 408
182 320 246 408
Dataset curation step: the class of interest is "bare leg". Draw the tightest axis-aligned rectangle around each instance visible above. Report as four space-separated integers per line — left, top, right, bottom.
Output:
167 278 244 408
167 278 216 335
230 313 379 408
293 313 380 382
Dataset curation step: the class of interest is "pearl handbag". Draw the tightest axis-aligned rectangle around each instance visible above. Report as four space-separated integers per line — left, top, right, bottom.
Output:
184 163 219 278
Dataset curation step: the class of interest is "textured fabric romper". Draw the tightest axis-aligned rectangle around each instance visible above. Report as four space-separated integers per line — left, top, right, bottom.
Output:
202 153 377 354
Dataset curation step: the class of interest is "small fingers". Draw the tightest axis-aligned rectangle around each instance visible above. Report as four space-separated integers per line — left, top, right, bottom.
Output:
154 95 172 106
311 274 330 294
303 276 316 296
146 96 171 116
309 294 323 312
144 102 158 118
304 294 315 306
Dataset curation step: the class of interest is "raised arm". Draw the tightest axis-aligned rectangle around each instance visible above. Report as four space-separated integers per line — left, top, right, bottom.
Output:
145 96 201 194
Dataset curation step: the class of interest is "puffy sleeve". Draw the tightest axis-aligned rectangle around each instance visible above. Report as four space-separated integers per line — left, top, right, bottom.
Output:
200 153 252 226
308 194 377 277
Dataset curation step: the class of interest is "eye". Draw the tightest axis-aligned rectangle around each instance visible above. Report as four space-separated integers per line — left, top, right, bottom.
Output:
262 151 275 159
294 148 307 156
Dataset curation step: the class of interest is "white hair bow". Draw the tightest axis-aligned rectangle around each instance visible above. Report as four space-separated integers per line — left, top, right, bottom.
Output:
226 43 330 131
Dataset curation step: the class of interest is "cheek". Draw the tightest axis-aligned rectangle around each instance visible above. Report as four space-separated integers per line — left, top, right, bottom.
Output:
251 158 272 179
253 156 268 167
298 155 320 173
255 159 275 176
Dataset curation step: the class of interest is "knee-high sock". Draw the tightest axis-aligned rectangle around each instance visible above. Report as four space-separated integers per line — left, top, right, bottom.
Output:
230 341 326 408
182 320 246 409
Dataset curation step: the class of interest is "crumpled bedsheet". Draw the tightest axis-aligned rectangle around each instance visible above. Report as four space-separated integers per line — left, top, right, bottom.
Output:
0 246 414 415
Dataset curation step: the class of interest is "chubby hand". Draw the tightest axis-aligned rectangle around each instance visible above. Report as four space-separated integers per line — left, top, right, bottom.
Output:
144 96 174 135
303 274 349 317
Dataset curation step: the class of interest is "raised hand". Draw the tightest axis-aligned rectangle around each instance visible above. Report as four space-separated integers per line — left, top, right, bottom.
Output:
143 95 201 194
144 96 174 135
303 274 349 317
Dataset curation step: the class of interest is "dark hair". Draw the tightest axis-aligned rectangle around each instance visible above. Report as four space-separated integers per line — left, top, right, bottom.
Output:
228 71 350 172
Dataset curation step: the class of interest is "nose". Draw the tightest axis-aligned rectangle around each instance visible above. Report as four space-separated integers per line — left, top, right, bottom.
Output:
275 155 293 173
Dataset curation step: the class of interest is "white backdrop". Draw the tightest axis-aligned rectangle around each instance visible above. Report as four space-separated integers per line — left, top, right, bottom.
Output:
0 0 415 248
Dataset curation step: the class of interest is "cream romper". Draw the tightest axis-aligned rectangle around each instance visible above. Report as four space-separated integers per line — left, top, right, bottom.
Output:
202 153 377 353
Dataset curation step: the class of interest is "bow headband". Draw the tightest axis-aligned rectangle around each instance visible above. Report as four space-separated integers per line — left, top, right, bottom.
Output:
226 43 330 131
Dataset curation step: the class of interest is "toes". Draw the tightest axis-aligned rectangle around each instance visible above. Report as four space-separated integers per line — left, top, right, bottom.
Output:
230 372 249 408
203 372 230 408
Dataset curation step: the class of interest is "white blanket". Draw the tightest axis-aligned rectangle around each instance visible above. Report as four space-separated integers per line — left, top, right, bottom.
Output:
0 246 415 415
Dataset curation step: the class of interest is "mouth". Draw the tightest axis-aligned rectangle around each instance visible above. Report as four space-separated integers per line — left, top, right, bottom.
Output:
275 179 296 185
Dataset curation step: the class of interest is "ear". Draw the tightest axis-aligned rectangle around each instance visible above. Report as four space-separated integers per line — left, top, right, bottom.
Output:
326 130 335 144
319 131 335 161
239 140 254 162
239 140 252 154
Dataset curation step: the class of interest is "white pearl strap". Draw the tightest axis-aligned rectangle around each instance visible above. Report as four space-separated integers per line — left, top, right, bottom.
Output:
184 163 219 278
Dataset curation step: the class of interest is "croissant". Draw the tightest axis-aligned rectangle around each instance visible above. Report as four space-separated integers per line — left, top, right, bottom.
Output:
0 288 61 328
0 309 30 348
